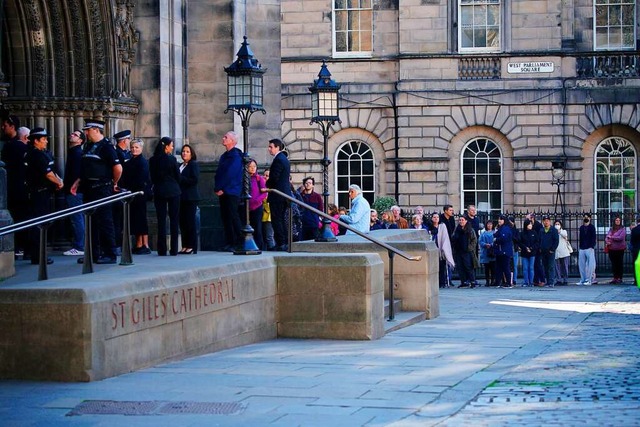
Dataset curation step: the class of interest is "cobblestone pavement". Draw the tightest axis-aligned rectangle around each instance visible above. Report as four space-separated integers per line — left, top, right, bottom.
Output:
413 285 640 427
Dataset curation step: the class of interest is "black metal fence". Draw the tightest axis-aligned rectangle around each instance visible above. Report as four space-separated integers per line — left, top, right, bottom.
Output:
408 210 639 280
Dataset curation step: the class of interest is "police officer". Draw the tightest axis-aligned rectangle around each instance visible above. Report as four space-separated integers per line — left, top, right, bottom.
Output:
112 129 133 251
0 115 29 258
24 127 63 265
70 119 122 264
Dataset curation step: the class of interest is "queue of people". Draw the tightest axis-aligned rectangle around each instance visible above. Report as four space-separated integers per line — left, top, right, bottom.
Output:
2 115 639 285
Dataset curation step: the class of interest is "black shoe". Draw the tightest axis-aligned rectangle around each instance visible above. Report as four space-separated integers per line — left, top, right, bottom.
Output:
77 257 84 264
275 245 289 251
96 256 117 264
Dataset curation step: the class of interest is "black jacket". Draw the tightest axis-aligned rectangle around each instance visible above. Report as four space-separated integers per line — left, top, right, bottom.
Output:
149 152 181 198
266 151 291 202
519 228 539 258
180 161 201 201
121 154 151 195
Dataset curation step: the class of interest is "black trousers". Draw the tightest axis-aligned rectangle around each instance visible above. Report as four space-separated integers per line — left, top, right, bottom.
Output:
27 191 52 263
219 194 242 248
179 200 198 250
155 195 180 255
247 206 264 250
270 199 289 248
85 184 116 259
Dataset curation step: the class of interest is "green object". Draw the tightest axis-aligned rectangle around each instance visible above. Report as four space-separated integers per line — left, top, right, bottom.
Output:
635 250 640 289
371 196 398 215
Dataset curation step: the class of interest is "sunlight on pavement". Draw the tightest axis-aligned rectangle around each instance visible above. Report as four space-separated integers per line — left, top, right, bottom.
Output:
490 299 640 315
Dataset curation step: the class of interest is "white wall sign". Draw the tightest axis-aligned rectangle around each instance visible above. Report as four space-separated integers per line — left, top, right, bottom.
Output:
507 62 554 74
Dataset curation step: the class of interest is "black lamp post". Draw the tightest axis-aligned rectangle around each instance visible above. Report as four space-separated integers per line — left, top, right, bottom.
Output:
551 159 566 214
309 60 341 242
224 36 266 255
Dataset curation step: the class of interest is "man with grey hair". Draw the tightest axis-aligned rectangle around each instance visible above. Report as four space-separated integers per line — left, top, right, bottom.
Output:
17 126 30 144
391 205 408 229
339 184 370 234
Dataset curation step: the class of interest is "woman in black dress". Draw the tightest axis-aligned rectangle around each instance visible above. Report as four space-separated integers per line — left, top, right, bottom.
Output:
122 139 152 254
178 144 200 254
149 136 181 256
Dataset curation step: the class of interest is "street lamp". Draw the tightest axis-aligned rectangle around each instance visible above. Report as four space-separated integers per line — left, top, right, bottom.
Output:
551 159 566 214
224 36 266 255
309 60 341 242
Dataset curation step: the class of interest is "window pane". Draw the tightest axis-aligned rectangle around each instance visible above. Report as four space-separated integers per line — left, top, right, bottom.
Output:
462 138 502 213
335 0 346 9
335 141 375 207
595 136 636 216
476 158 488 174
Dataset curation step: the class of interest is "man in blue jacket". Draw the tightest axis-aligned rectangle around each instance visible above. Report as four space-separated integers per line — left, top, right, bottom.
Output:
537 215 559 287
214 131 243 251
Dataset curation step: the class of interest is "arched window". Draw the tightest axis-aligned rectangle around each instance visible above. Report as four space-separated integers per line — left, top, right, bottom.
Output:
461 138 503 215
595 137 636 217
335 140 375 208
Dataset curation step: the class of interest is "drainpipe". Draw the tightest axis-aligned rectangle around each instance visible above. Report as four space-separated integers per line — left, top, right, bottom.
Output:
393 84 399 202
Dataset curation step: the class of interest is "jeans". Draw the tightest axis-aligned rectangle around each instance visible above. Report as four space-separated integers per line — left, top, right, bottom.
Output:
555 256 570 284
512 252 519 283
65 193 84 250
578 248 596 283
521 256 535 286
541 251 556 286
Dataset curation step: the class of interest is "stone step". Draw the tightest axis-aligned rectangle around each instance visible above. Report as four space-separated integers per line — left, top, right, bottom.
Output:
384 298 403 318
383 299 426 334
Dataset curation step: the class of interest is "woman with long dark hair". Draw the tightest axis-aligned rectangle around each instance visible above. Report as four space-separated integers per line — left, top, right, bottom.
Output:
149 136 181 256
178 144 200 254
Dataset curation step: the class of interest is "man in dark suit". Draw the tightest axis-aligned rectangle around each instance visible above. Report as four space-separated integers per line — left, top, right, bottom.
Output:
266 138 291 251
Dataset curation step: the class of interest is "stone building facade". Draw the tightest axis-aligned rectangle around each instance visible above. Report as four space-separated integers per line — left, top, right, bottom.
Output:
0 0 282 249
281 0 640 219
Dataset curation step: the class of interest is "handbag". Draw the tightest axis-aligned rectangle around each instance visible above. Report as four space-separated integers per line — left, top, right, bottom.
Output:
604 244 610 254
565 238 573 254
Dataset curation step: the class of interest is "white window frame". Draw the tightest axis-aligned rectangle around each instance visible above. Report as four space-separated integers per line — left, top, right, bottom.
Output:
458 0 502 53
334 140 375 208
594 0 636 51
332 0 373 59
594 137 637 222
460 138 503 216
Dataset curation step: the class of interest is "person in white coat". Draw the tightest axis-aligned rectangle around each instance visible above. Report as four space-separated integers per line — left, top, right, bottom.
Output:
554 220 572 286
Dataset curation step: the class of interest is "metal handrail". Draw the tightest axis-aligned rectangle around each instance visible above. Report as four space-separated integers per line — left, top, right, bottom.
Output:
0 190 144 280
267 188 422 321
0 191 138 236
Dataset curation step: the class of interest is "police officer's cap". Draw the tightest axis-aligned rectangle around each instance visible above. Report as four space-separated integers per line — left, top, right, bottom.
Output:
30 127 48 137
82 119 105 130
114 130 132 141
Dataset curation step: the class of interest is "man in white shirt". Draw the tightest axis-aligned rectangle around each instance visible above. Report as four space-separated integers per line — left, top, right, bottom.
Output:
339 184 370 234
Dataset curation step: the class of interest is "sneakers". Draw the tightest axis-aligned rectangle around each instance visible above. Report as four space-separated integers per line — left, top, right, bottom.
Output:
583 281 592 286
63 248 84 256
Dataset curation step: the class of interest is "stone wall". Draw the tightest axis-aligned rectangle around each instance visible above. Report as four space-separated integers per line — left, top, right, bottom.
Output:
280 0 640 213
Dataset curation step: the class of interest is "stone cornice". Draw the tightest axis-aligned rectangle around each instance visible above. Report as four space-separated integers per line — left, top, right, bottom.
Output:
3 97 140 115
